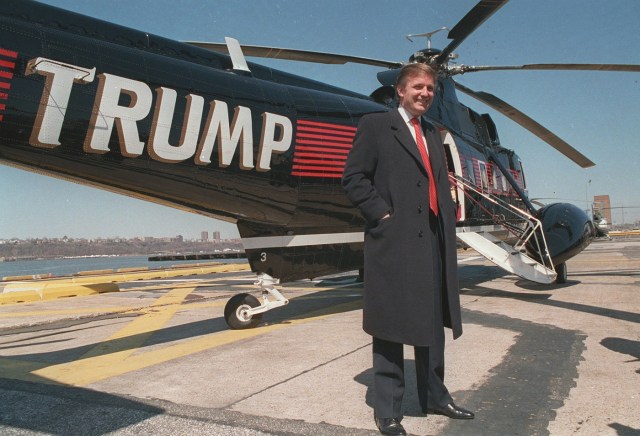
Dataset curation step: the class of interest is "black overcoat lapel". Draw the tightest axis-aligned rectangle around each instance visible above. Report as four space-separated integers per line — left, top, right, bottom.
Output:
389 110 428 177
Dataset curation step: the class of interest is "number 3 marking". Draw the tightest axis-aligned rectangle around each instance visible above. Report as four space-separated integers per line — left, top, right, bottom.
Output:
260 252 267 262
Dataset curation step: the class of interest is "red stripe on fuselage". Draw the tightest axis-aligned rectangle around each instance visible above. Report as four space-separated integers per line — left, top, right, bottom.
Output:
0 59 15 70
294 151 348 160
0 48 18 59
0 48 18 125
292 119 356 179
297 120 357 133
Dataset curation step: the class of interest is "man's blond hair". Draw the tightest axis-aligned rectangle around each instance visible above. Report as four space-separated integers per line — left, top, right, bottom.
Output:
395 63 437 89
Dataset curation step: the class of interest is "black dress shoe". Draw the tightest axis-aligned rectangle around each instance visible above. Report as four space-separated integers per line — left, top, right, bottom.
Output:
374 416 407 435
425 402 474 419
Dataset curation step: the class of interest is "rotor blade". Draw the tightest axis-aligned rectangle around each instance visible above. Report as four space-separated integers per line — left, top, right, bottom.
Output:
436 0 509 63
184 41 402 69
454 82 595 168
454 63 640 74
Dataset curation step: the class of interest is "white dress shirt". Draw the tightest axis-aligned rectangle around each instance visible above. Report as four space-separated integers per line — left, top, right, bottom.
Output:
397 107 429 156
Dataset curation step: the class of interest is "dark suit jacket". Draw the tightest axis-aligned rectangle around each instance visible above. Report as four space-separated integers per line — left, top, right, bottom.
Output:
342 109 462 346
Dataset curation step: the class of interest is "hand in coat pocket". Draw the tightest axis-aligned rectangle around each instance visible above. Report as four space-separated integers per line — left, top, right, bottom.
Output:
368 212 394 238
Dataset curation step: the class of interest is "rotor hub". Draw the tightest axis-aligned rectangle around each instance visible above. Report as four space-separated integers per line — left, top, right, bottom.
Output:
409 48 442 64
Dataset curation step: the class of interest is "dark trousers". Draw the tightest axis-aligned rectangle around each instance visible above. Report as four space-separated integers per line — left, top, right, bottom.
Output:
372 213 452 419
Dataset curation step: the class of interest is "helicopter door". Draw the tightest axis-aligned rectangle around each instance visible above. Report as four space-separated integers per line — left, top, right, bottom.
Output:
440 130 465 221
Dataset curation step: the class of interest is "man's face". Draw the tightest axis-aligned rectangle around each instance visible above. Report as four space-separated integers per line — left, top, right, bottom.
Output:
397 72 435 117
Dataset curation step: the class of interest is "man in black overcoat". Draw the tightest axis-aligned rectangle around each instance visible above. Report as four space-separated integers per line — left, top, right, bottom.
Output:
342 63 473 435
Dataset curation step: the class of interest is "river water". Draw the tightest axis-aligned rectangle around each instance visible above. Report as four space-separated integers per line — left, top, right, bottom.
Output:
0 255 242 279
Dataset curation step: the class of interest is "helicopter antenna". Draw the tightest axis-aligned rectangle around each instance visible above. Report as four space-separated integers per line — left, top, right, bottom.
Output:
406 27 449 49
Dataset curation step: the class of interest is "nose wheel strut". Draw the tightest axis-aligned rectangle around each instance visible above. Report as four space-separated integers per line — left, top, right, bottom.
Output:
223 273 289 329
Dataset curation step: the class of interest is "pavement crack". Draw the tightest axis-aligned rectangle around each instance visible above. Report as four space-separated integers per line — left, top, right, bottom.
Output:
226 342 372 409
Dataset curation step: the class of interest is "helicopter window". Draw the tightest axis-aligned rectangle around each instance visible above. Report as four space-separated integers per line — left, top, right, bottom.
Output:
465 159 476 186
518 160 528 190
478 161 489 192
509 170 520 194
495 170 507 192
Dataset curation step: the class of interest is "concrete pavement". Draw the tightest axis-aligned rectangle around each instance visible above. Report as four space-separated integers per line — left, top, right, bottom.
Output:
0 238 638 435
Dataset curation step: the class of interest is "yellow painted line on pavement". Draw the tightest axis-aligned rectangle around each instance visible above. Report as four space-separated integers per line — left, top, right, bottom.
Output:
0 306 140 318
0 300 226 319
32 286 196 383
0 282 120 305
2 262 249 283
29 298 362 387
0 263 250 305
120 281 224 292
0 296 226 382
0 357 47 383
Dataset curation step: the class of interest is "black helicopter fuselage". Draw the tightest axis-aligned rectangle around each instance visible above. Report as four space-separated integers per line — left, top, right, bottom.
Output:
0 1 590 282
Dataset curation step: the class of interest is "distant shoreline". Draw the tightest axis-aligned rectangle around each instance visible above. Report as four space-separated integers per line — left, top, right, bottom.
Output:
0 239 244 263
0 253 247 279
1 253 128 262
1 251 246 263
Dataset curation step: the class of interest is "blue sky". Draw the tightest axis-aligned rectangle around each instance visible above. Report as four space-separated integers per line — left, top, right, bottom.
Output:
1 0 639 239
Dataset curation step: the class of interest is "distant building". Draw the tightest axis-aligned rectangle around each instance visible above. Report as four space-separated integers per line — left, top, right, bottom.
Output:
201 231 209 242
593 195 611 225
212 231 221 242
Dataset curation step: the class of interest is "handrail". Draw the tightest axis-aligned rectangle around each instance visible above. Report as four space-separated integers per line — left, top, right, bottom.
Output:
450 174 555 271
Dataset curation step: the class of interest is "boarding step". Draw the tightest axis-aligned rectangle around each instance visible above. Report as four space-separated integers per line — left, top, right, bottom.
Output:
457 231 556 284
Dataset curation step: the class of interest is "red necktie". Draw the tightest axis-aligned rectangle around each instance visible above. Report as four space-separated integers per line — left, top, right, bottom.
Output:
410 117 438 216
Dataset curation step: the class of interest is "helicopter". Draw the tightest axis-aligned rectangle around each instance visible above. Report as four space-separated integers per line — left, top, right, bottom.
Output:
1 0 638 329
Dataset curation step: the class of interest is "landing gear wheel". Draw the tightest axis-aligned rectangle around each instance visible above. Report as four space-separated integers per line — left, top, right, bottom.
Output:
555 262 568 284
224 293 263 329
